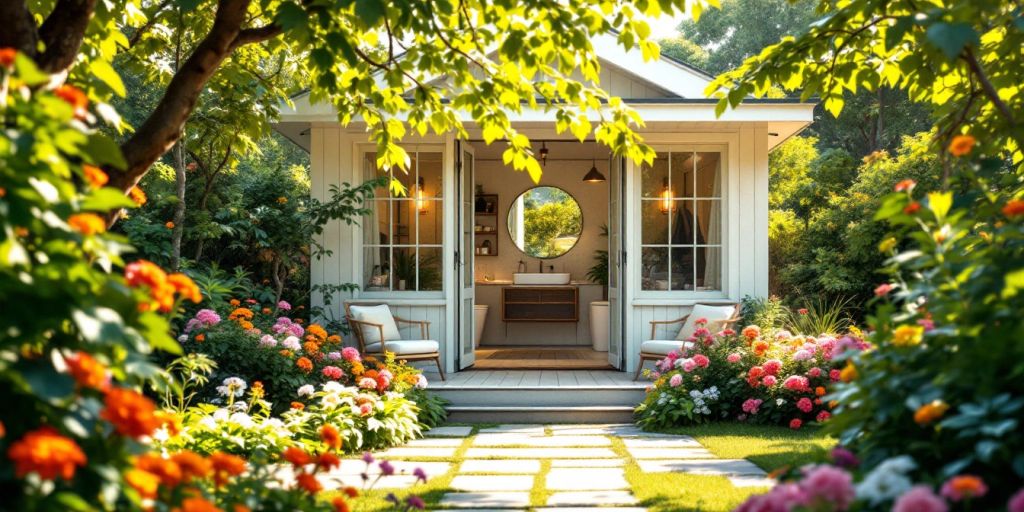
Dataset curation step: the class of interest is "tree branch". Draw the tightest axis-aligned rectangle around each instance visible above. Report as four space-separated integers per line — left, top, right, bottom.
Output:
231 23 282 50
963 48 1015 127
0 1 39 55
37 0 98 73
128 0 174 48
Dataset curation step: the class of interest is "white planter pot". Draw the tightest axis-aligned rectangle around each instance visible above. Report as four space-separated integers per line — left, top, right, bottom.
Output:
590 301 609 352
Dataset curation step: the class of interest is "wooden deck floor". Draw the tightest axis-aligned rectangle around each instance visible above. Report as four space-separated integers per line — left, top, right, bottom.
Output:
471 346 613 370
423 369 643 389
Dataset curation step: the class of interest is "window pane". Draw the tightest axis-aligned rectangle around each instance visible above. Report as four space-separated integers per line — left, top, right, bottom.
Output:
363 152 389 198
695 152 721 198
671 152 695 198
365 200 391 245
392 247 415 291
670 247 695 291
417 247 443 291
641 200 669 245
418 200 443 245
695 199 722 245
364 246 390 291
640 152 669 198
696 246 721 291
668 200 696 245
418 152 443 199
641 247 669 291
391 160 415 198
394 200 415 245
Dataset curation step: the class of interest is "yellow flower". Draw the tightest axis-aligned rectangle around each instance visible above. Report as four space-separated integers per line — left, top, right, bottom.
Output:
277 196 288 204
878 237 897 253
914 400 949 425
839 362 857 383
892 325 924 347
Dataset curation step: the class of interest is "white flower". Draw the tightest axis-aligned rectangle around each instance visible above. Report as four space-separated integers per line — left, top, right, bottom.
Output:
229 412 254 428
217 377 247 398
322 381 343 393
321 392 342 409
198 416 217 430
282 336 301 350
776 398 785 406
415 374 428 389
177 334 188 343
855 456 917 505
297 384 315 397
212 408 230 422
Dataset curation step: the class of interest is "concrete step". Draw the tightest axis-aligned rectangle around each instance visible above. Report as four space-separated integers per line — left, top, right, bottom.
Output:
447 405 636 423
433 386 646 408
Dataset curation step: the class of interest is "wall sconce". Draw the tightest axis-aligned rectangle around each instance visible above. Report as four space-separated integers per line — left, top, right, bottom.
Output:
538 141 549 166
416 177 428 215
659 177 675 214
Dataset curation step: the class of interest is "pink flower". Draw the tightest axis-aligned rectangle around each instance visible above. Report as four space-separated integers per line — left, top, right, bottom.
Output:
783 375 810 392
681 359 697 372
327 351 341 360
763 359 782 375
742 398 762 414
693 354 710 368
816 410 831 422
358 377 377 390
669 374 683 387
940 475 988 501
893 486 948 512
721 328 736 336
918 318 935 331
1009 488 1024 512
342 346 361 362
792 349 813 361
874 283 894 296
790 418 803 429
797 397 813 413
694 317 708 325
800 465 854 510
277 300 292 311
807 367 822 378
322 366 344 380
762 375 778 387
748 366 765 379
829 369 842 382
259 334 278 347
727 353 742 363
830 447 858 468
736 483 806 512
797 308 808 315
359 403 373 416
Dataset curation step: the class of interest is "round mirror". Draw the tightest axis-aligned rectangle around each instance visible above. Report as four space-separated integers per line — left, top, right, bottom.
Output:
507 186 583 258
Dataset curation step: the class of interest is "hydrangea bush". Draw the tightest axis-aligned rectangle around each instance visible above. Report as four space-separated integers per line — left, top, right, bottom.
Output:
635 320 867 430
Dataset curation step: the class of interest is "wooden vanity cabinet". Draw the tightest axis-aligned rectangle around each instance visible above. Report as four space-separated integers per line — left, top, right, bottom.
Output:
501 286 579 322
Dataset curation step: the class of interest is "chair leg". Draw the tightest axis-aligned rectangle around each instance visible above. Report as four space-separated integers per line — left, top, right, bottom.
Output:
434 356 446 381
634 355 648 381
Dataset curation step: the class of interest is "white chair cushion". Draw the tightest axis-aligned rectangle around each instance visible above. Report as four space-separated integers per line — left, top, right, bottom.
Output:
641 339 695 355
383 339 439 355
350 305 402 344
676 304 736 341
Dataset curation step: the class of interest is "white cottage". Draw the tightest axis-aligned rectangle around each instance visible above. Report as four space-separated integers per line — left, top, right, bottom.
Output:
275 34 813 418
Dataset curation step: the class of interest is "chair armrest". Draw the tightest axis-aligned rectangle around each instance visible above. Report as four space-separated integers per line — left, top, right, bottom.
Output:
347 318 385 349
393 316 431 339
649 314 689 340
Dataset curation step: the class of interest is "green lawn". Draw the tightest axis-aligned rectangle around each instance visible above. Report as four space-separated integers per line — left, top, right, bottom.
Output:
332 422 834 511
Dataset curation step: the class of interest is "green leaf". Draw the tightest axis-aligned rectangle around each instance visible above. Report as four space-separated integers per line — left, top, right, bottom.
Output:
354 0 385 26
83 134 128 170
174 0 202 10
925 22 978 60
275 2 308 30
82 188 137 211
1002 268 1024 298
23 361 75 402
53 492 93 511
72 307 126 343
90 60 126 97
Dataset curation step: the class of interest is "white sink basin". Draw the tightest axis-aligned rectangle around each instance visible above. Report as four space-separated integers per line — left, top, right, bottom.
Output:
512 273 571 285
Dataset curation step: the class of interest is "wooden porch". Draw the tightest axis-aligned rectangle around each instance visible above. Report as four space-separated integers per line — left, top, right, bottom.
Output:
471 346 613 371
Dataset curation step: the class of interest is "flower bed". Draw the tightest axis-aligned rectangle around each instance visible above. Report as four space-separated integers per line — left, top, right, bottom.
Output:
635 321 868 430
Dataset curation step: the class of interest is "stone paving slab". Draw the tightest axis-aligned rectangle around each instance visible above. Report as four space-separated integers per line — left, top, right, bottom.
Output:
622 436 701 448
546 468 629 491
322 474 420 489
638 458 767 476
424 426 474 437
464 447 619 459
439 492 532 508
333 459 450 477
550 458 625 467
473 434 610 447
372 446 458 458
537 508 646 512
627 447 717 459
459 459 542 474
729 475 777 488
478 424 546 435
546 490 639 506
405 437 464 448
450 475 536 492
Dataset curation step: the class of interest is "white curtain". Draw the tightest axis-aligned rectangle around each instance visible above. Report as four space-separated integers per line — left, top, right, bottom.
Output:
363 154 386 289
703 156 722 290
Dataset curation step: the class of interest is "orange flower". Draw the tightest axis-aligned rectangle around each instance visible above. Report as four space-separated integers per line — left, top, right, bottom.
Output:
239 320 254 330
303 341 320 354
135 453 183 487
332 497 351 512
165 221 175 229
290 401 305 410
7 427 86 481
343 486 359 498
129 185 147 206
903 201 921 214
320 424 342 450
171 451 211 482
82 164 108 188
317 452 341 470
229 299 241 306
327 334 342 344
296 472 322 494
296 357 313 372
914 400 950 425
277 196 288 204
251 381 265 399
262 307 271 314
64 351 108 390
283 446 311 467
68 213 106 235
100 387 162 438
839 362 858 383
125 260 174 312
279 349 293 357
125 468 160 499
195 333 206 342
175 497 223 512
232 505 251 512
815 386 826 397
209 452 246 486
948 134 976 157
54 85 88 113
944 475 987 499
0 47 16 67
0 421 5 438
307 324 328 341
1002 199 1024 218
752 340 770 356
893 179 916 192
228 308 254 321
168 273 202 303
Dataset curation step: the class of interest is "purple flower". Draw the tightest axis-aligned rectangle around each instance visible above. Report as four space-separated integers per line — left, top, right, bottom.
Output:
1009 488 1024 512
830 447 859 468
800 465 854 510
277 300 292 311
406 496 425 509
413 467 428 483
379 460 395 476
288 324 305 338
327 351 342 360
361 452 374 464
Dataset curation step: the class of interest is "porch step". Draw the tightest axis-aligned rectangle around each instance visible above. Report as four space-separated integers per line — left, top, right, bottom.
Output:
446 405 636 423
432 386 646 408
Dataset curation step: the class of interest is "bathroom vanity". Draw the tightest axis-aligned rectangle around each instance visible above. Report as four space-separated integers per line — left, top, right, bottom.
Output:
501 286 579 322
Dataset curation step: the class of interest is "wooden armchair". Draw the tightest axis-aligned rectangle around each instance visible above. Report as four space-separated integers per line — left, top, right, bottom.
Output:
344 302 445 380
634 303 741 380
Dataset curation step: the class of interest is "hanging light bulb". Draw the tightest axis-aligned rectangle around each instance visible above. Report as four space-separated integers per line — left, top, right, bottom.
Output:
659 177 675 214
582 155 606 183
539 141 549 166
416 177 427 215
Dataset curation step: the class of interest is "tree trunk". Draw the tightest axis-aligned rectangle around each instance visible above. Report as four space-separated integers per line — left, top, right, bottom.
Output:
170 142 187 270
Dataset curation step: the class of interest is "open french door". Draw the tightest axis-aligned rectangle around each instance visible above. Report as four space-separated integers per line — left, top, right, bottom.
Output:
608 154 626 368
456 140 476 370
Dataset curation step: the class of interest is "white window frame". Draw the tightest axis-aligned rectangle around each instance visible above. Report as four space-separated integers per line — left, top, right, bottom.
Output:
631 143 732 302
355 144 447 299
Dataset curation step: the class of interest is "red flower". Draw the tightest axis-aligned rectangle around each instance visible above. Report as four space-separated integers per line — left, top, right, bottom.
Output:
893 179 916 192
789 418 803 430
903 201 921 214
283 446 310 467
1003 199 1024 218
0 47 16 67
320 424 342 450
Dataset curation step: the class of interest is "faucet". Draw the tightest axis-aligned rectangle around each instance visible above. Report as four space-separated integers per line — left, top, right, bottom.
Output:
517 260 526 273
538 259 544 273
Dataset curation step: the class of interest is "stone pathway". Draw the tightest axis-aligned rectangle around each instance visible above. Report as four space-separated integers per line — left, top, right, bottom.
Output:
356 423 773 510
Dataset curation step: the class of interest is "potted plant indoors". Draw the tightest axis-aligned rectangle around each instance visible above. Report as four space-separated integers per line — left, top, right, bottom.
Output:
587 225 610 351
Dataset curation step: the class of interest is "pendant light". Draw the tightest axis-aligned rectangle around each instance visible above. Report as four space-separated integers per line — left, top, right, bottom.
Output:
659 177 676 214
582 148 606 183
538 141 549 166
